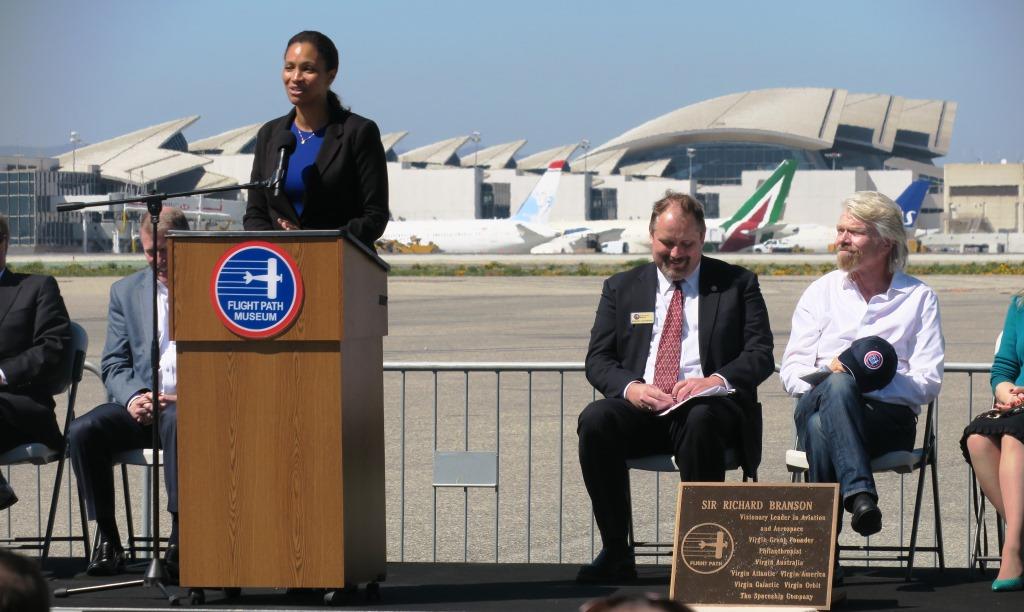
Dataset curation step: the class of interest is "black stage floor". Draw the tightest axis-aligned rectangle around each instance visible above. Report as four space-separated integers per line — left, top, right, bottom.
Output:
41 558 1023 611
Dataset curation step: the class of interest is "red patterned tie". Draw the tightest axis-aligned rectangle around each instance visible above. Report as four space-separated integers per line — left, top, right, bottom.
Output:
653 282 683 393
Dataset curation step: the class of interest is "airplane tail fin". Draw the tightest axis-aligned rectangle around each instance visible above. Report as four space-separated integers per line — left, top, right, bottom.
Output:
717 159 797 251
510 160 565 225
895 179 929 229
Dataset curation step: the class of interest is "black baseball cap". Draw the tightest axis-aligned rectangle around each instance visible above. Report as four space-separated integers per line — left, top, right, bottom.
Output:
838 336 898 392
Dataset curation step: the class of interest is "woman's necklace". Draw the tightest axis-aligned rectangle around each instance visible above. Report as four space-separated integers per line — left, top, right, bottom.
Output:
296 127 317 145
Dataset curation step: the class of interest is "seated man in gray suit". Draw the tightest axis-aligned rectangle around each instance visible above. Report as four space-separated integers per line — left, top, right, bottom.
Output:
68 208 189 577
0 213 71 511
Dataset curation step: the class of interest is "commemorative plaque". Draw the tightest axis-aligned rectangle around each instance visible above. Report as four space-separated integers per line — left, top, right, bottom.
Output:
669 483 839 609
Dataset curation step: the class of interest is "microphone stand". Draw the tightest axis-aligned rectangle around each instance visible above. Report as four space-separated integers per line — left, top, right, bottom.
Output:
53 179 268 604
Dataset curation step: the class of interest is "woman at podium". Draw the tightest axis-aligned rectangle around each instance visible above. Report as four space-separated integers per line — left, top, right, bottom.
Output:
244 30 389 248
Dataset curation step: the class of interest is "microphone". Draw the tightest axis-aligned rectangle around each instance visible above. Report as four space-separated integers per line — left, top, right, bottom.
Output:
269 131 297 198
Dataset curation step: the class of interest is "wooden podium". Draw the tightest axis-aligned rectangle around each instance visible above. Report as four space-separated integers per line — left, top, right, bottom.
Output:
167 230 388 589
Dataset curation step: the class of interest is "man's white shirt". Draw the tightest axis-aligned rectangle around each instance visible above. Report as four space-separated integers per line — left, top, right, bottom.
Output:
128 280 176 408
156 280 177 397
780 269 944 412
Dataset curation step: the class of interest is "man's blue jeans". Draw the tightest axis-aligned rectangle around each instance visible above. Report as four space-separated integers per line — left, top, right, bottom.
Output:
794 373 916 508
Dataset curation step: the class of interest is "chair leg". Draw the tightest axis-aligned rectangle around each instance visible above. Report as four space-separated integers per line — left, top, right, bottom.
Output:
972 476 988 572
904 456 930 581
122 463 137 559
625 470 635 553
930 454 945 570
77 483 90 562
41 452 68 560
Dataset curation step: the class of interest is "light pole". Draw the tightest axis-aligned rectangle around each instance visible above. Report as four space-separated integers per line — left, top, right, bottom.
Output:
686 147 697 181
69 130 81 174
469 130 481 167
579 139 591 217
579 138 591 173
69 131 87 253
824 151 841 170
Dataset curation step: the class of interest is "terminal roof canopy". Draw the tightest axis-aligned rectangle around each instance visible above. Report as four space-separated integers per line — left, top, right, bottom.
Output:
517 143 580 172
188 124 261 155
571 148 628 175
895 99 957 157
381 131 409 157
618 158 673 178
55 116 213 185
580 87 957 182
836 93 905 153
592 88 849 156
399 135 470 166
460 140 527 169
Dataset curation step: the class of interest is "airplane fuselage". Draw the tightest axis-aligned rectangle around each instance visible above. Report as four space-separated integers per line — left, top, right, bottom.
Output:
383 219 555 254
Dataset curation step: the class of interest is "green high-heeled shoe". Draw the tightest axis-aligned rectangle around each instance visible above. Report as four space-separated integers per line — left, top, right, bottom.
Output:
992 574 1024 592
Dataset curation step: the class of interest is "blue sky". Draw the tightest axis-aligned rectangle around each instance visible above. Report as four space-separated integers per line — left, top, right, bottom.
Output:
2 0 1022 163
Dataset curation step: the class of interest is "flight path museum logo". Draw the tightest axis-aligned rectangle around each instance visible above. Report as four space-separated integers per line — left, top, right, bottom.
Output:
210 241 304 338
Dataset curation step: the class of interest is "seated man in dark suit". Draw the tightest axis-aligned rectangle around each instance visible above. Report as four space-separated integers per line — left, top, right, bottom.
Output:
68 209 190 577
0 213 72 511
577 193 775 583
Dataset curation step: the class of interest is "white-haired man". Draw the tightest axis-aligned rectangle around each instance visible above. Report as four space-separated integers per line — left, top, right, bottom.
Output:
780 191 944 538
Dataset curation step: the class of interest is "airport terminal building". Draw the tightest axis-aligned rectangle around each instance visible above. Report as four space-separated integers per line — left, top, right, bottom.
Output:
8 87 1018 253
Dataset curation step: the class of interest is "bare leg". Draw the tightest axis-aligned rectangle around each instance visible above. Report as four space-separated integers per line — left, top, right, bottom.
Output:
968 434 1005 517
997 435 1024 580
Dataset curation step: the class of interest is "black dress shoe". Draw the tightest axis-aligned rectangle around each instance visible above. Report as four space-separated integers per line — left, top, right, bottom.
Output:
849 493 882 537
576 548 637 584
86 539 126 576
163 544 180 585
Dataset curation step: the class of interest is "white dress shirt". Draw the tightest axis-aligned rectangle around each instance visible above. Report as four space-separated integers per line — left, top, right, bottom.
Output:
129 280 176 407
156 280 177 397
780 269 944 412
623 264 730 397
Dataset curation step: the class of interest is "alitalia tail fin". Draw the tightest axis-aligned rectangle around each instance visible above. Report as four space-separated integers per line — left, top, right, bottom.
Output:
717 159 797 252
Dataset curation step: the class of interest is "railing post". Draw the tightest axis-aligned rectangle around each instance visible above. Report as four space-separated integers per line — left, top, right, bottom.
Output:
432 371 438 562
526 371 533 563
400 371 406 562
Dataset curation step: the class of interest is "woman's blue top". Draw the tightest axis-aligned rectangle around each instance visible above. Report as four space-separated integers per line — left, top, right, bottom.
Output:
992 296 1024 392
284 122 326 218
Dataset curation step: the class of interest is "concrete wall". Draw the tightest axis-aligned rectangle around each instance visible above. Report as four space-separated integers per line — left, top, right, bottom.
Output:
204 154 254 188
388 163 479 220
944 163 1024 233
209 151 934 229
710 169 923 227
484 171 689 222
593 176 692 221
482 168 587 220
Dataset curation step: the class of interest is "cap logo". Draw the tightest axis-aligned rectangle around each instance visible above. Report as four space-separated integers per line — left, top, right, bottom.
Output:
863 350 884 370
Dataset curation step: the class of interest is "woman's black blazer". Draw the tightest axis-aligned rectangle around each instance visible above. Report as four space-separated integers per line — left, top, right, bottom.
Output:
243 106 389 247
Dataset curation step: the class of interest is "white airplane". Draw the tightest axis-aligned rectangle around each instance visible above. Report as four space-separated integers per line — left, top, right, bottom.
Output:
242 258 283 299
752 179 931 253
537 159 797 254
380 161 565 254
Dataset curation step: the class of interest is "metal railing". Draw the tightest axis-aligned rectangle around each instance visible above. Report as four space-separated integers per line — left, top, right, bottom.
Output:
384 361 994 567
3 360 996 568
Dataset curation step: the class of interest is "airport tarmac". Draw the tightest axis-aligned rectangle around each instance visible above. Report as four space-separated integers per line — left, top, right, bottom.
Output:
4 271 1020 570
10 250 1024 268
